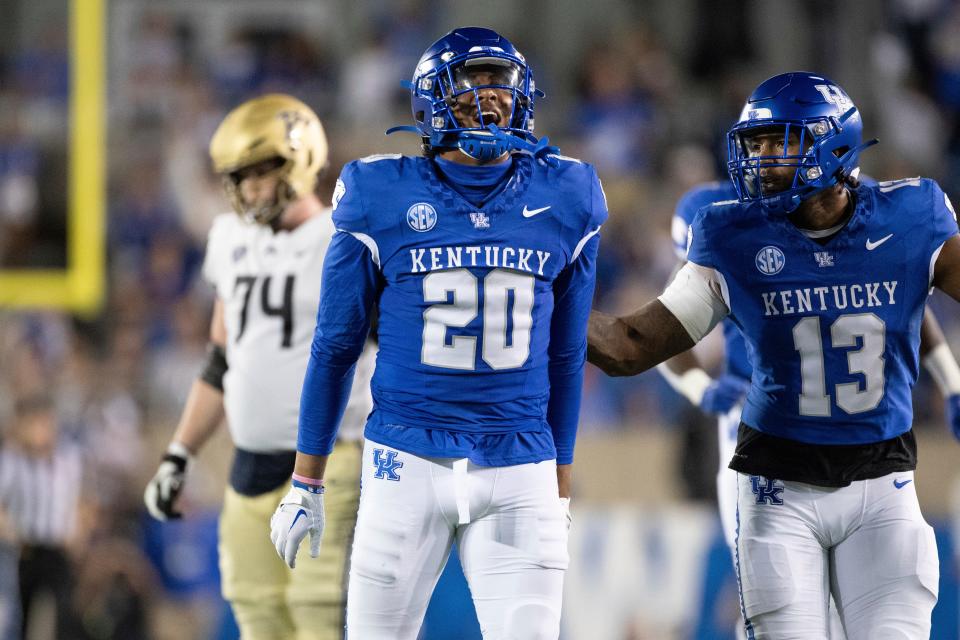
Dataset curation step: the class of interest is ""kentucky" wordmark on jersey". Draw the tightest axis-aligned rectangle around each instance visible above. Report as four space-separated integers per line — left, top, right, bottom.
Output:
761 281 898 317
409 245 552 275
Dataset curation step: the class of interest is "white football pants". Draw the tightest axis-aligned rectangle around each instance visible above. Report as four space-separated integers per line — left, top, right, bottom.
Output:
345 439 569 640
734 470 939 640
718 410 846 640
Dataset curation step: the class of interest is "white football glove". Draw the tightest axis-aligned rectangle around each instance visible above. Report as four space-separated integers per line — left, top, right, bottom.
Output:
270 483 325 568
144 442 191 521
560 497 572 531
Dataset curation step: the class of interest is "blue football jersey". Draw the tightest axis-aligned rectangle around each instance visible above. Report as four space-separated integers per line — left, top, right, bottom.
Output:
298 152 607 465
687 178 959 445
672 181 751 381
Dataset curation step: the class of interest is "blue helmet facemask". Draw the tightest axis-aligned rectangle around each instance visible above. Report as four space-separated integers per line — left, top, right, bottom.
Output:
387 27 559 166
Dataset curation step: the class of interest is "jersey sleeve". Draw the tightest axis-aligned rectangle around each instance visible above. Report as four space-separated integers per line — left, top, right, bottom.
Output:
684 206 716 270
298 231 383 456
298 165 383 456
925 180 959 287
330 161 369 235
929 180 960 247
588 169 610 231
547 169 607 465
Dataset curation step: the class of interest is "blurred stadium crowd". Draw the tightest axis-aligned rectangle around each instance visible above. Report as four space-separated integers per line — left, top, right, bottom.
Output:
3 0 960 637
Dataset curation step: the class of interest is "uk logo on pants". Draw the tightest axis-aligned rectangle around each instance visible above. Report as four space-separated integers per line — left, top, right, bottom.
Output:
372 448 403 481
750 475 784 505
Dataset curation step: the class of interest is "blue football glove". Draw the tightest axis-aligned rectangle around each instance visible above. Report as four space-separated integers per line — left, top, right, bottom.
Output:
699 374 750 415
947 394 960 441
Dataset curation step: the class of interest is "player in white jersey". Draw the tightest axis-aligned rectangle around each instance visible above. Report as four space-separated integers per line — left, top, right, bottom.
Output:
144 94 373 640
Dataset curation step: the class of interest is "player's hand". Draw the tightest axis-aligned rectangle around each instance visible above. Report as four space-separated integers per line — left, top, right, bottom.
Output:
144 445 190 521
560 497 572 531
270 483 325 568
699 374 750 415
947 394 960 441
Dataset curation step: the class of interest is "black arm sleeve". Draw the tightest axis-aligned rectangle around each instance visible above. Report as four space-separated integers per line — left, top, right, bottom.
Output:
199 343 228 391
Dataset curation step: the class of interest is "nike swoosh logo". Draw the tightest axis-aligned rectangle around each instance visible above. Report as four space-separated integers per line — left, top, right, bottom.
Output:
865 234 894 250
893 479 912 489
289 508 308 531
522 205 551 218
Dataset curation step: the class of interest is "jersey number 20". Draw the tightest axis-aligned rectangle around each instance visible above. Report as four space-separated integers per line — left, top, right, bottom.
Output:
422 268 534 370
793 313 885 416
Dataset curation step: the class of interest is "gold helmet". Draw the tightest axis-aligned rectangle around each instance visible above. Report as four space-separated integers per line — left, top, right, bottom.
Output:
209 94 328 224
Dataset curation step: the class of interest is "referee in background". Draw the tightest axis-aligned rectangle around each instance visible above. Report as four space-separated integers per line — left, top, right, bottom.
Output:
0 394 84 639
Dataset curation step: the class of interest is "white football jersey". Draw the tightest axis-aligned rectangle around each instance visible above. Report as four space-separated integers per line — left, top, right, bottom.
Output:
203 210 372 451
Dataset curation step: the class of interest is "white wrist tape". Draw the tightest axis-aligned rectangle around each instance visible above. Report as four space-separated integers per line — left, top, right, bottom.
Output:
656 364 712 406
923 343 960 396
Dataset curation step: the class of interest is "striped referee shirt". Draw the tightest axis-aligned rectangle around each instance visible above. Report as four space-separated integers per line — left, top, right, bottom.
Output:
0 443 83 546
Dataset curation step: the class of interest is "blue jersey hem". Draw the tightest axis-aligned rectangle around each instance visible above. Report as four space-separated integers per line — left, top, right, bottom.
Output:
364 426 557 467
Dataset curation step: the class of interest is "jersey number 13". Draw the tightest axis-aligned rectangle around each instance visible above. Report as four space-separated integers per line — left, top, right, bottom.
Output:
792 313 885 416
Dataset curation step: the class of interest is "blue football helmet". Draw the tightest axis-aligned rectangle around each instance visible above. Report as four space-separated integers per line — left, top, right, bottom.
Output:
726 72 877 215
387 27 550 162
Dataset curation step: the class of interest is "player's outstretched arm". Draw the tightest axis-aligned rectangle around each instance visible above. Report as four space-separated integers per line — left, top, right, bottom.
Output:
144 301 228 521
590 259 729 377
588 300 696 377
654 246 748 413
657 258 713 406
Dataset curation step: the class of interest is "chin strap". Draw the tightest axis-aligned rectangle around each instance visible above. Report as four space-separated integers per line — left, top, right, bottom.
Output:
386 123 561 167
499 126 561 168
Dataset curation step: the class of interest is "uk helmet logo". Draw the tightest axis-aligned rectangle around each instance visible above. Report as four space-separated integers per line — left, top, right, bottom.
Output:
756 246 785 275
814 84 852 114
407 202 438 232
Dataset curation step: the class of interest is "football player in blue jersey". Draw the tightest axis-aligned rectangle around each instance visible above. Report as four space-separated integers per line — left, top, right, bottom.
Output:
589 72 960 639
663 178 960 639
269 27 606 639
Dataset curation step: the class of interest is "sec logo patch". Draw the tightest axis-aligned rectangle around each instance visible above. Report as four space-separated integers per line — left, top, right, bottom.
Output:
756 246 785 275
407 202 438 232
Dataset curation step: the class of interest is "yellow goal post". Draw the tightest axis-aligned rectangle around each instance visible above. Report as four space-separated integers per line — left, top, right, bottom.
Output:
0 0 105 316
